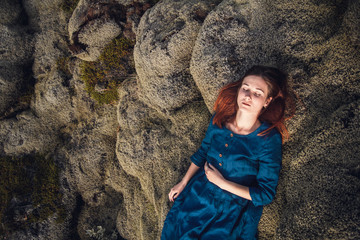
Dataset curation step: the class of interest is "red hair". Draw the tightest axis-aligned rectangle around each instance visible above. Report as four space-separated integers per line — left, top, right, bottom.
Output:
213 65 296 142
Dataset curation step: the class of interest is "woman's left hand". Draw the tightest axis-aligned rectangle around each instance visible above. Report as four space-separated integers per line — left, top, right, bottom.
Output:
204 162 226 188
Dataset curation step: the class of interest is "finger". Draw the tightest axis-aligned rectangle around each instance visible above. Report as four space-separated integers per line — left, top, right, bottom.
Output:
208 162 215 170
204 162 208 171
169 189 175 201
205 162 213 171
168 191 172 201
208 163 217 172
169 194 175 202
171 190 178 201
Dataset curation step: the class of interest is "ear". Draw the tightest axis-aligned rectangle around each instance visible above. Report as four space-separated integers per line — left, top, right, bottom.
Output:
264 97 273 107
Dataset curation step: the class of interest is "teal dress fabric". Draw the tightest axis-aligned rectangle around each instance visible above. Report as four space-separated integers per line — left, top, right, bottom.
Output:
161 116 282 240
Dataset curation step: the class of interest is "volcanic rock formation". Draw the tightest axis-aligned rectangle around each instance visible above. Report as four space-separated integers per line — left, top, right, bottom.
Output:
0 0 359 239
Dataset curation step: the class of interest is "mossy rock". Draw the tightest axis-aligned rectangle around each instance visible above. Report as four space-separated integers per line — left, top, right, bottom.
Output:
0 154 65 235
80 37 135 105
60 0 80 14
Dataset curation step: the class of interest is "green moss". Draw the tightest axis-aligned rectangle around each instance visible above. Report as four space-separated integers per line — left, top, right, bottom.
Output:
0 154 65 235
30 154 65 223
0 156 31 225
150 0 162 4
60 0 80 14
56 56 72 78
80 37 135 105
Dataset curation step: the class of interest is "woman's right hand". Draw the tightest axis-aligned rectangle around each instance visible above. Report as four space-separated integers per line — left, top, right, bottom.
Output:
168 181 187 202
168 162 200 202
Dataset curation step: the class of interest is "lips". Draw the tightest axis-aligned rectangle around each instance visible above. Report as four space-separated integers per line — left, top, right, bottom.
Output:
242 102 251 107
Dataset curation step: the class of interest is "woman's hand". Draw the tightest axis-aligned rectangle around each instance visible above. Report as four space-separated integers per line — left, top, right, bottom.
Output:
204 162 226 188
205 162 252 200
168 181 187 202
168 163 200 202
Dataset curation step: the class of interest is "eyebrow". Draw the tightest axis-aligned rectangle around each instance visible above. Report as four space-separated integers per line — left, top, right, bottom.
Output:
243 83 265 93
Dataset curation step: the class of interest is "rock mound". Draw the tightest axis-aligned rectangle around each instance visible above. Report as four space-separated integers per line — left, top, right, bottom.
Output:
134 0 222 111
0 0 359 239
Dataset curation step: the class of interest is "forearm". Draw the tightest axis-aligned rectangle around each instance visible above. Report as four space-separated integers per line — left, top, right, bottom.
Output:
181 162 200 185
204 162 252 201
219 179 252 201
168 163 200 202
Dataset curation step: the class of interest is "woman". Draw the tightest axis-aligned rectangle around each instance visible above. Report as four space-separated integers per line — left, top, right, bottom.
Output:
161 65 295 239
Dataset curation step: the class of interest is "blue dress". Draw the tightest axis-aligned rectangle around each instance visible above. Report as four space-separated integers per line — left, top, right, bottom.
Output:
161 116 282 240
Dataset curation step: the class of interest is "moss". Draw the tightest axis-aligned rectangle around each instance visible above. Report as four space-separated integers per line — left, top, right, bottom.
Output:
56 56 72 78
80 37 135 105
0 154 65 235
0 156 32 226
30 154 65 223
56 56 77 98
60 0 80 14
150 0 162 4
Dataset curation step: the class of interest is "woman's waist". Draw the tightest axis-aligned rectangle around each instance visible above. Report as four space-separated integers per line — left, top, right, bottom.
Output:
203 158 258 186
192 170 250 205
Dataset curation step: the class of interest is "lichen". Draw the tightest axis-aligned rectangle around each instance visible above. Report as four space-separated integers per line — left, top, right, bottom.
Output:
80 37 135 105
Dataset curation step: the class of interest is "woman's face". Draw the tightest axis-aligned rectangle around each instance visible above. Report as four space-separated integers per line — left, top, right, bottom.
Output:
237 75 272 116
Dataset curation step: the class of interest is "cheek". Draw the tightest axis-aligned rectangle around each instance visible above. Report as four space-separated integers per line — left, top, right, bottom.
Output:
236 92 242 102
237 91 245 99
254 97 267 107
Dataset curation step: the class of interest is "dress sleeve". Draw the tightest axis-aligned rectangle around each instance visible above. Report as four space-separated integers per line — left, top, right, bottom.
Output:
249 132 282 207
190 115 215 167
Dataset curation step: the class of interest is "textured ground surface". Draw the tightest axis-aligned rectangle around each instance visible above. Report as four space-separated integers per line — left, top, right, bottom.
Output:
0 0 359 239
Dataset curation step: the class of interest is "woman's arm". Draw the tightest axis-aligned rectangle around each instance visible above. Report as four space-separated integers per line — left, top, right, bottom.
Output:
169 114 215 202
204 162 252 200
205 132 282 205
168 163 200 202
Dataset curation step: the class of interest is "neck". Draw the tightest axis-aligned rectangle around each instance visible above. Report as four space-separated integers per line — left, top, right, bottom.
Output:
232 110 261 134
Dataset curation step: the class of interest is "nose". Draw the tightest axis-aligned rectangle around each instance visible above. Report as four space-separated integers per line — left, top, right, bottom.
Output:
244 91 251 99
